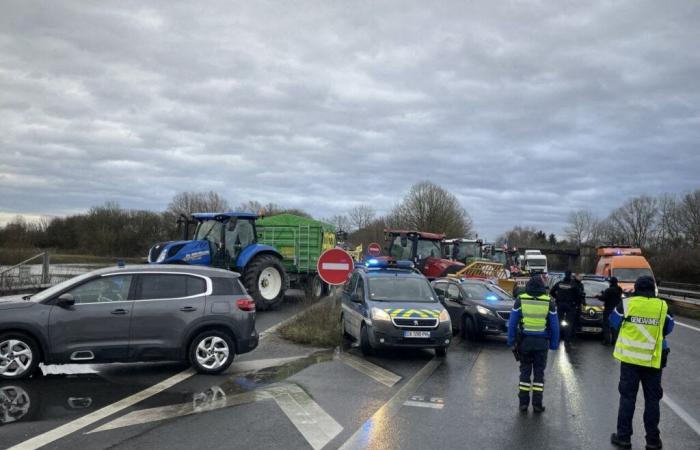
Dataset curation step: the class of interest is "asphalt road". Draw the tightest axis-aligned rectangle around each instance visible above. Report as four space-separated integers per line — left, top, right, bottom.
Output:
2 302 699 450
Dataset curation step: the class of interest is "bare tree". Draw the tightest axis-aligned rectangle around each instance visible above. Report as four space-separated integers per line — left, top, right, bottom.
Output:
608 195 658 248
677 189 700 246
238 200 311 218
565 209 597 245
324 214 351 232
167 191 230 218
390 181 474 237
348 205 376 231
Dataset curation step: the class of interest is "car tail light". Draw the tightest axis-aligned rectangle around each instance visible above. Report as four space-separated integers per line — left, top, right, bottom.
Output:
236 297 255 312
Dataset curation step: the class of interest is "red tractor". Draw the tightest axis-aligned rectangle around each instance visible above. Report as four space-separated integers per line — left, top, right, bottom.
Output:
384 230 465 279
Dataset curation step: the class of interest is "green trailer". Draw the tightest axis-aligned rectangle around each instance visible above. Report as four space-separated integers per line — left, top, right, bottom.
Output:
256 214 337 299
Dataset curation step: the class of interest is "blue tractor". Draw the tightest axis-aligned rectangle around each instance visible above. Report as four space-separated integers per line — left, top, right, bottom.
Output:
148 212 287 310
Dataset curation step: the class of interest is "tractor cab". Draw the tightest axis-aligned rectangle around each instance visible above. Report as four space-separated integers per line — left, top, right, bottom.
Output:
384 230 464 279
191 213 257 268
442 238 484 264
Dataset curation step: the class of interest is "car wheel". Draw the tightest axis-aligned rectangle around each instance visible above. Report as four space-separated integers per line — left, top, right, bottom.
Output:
435 346 447 357
305 275 328 301
0 334 40 380
360 325 373 356
189 331 235 374
244 255 287 311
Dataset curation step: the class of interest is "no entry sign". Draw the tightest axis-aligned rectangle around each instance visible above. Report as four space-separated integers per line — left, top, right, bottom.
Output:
317 248 354 285
367 242 382 257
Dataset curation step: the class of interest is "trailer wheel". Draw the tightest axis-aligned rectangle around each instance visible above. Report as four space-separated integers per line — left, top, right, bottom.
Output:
304 275 328 301
244 255 287 311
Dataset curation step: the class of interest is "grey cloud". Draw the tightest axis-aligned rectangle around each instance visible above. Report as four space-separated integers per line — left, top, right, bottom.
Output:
1 0 699 239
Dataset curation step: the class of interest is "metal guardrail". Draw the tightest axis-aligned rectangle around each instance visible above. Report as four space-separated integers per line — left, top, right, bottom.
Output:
0 252 51 293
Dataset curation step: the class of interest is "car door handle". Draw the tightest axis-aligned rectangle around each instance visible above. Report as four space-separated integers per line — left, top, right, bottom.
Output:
180 306 197 312
110 309 128 315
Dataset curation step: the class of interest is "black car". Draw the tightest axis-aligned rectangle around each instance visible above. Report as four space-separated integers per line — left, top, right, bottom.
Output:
0 265 258 379
577 277 610 335
432 278 514 341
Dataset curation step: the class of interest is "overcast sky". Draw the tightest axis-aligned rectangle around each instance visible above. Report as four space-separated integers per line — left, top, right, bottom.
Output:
1 1 699 239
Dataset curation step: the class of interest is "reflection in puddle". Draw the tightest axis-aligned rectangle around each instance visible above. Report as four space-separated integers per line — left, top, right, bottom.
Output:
0 385 31 424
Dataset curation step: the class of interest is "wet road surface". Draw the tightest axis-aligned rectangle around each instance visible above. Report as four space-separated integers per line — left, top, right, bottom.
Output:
1 307 698 450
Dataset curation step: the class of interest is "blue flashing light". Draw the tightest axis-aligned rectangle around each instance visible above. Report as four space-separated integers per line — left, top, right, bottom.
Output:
485 294 499 302
117 259 125 268
367 258 380 266
616 250 622 255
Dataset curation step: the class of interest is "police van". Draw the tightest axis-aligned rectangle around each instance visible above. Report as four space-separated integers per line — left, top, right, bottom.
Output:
340 258 452 356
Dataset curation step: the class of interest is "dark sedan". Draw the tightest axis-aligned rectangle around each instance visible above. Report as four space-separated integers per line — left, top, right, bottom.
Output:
432 278 514 341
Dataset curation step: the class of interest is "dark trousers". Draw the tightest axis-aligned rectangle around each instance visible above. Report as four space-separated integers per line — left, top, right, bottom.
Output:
518 336 548 406
602 310 617 344
617 362 663 444
557 305 576 342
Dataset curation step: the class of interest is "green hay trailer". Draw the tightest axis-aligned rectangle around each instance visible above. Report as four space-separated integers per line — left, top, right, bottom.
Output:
256 214 337 299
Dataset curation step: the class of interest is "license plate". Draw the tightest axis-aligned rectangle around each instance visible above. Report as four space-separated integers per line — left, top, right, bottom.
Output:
404 331 430 338
582 327 602 333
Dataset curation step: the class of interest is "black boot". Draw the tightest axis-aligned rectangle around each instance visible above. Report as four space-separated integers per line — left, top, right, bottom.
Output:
533 404 545 413
645 439 662 450
519 404 528 412
610 433 632 448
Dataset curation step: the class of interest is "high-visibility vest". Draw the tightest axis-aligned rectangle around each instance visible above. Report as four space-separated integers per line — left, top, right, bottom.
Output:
518 293 551 332
613 296 667 369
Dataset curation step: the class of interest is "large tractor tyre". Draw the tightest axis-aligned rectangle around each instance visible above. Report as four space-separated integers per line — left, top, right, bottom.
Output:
244 255 287 311
304 275 328 301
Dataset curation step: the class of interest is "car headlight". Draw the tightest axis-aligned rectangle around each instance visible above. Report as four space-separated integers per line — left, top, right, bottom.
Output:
371 307 391 321
439 309 450 322
476 305 494 316
156 249 168 263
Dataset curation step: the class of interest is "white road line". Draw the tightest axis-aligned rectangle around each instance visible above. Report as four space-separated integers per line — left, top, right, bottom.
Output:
338 356 443 450
7 311 309 450
663 395 700 436
675 321 700 333
7 368 196 450
337 352 402 387
403 400 444 410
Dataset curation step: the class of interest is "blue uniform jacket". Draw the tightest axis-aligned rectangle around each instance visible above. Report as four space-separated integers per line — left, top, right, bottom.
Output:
609 299 674 349
507 296 560 350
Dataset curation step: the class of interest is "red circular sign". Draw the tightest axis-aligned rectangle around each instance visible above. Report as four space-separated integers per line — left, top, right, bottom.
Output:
367 242 382 257
317 248 355 285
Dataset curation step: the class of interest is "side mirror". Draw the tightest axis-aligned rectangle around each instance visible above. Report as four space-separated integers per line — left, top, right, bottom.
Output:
56 293 75 308
350 293 362 303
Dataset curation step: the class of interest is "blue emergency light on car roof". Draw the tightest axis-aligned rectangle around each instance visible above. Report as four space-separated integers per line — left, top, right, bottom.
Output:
364 258 414 270
485 294 499 302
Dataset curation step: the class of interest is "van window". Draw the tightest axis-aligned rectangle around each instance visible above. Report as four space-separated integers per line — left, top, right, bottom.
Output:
138 274 206 300
612 268 653 283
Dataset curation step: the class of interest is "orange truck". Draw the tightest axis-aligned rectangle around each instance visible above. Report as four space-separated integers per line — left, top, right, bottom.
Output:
594 246 655 293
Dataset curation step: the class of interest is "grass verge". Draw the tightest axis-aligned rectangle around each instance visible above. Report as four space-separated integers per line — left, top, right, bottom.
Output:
278 298 343 348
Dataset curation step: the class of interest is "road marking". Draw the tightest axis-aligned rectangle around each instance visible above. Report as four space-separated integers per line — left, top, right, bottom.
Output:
40 363 97 375
6 368 196 450
662 394 700 436
403 395 444 410
338 356 443 450
7 311 310 450
336 352 402 387
321 262 350 271
675 321 700 333
90 383 343 450
229 356 307 373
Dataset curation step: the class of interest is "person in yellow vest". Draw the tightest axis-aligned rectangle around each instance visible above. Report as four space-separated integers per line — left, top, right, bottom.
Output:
507 274 560 413
609 276 674 450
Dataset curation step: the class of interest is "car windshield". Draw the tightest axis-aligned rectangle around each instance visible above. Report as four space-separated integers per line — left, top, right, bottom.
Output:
368 277 437 302
194 220 223 245
462 283 509 301
30 271 97 302
456 242 480 259
582 280 609 298
612 268 654 283
389 236 413 260
416 239 442 259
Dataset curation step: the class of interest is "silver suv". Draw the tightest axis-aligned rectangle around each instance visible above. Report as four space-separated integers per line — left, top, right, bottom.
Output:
0 265 258 379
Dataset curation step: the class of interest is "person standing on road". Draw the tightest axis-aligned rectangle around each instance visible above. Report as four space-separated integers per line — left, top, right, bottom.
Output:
610 276 674 450
549 271 580 343
597 277 623 345
508 274 560 413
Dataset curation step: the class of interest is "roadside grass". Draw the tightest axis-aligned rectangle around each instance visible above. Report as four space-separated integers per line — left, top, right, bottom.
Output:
278 298 343 348
0 248 143 265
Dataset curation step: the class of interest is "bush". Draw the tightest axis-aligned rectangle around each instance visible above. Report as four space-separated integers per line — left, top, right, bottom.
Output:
278 299 342 348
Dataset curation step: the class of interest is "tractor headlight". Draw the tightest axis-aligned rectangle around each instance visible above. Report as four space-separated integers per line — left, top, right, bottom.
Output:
476 305 494 317
371 307 391 321
439 309 450 323
156 249 168 263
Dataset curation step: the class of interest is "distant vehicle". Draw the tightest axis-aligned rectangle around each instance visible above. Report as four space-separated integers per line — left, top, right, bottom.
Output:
341 259 452 356
577 277 610 335
521 250 548 274
594 246 655 293
0 265 258 379
384 230 464 279
441 238 484 264
432 278 514 341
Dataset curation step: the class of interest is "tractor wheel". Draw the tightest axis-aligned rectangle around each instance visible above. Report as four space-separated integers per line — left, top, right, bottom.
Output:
244 255 287 311
304 275 328 301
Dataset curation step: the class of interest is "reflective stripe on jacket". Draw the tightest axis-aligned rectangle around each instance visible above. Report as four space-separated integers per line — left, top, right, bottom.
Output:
613 296 668 369
518 293 551 333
